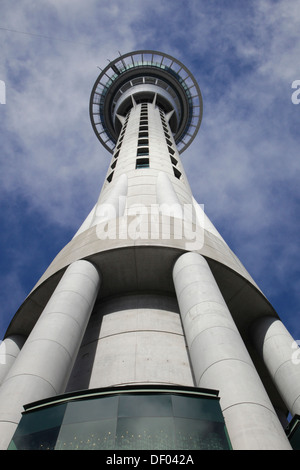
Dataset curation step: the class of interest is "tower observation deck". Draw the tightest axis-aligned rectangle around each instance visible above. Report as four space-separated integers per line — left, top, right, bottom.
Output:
90 50 202 154
0 51 300 451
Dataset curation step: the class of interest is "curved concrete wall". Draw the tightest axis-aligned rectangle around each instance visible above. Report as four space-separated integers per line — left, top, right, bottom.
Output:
66 293 194 391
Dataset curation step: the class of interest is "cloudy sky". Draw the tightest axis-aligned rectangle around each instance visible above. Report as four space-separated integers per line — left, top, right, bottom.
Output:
0 0 299 341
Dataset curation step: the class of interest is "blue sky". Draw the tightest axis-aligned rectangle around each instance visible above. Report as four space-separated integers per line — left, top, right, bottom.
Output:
0 0 299 341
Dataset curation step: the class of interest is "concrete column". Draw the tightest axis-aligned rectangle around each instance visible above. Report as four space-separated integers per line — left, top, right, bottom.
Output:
173 252 292 450
251 315 300 417
0 335 26 386
0 259 101 450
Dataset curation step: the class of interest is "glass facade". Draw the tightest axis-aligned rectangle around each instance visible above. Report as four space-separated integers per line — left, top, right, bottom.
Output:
286 415 300 450
8 386 231 450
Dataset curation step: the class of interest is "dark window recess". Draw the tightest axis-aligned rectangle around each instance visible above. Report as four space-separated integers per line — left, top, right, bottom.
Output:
111 160 117 169
107 171 114 183
168 146 175 155
139 132 148 138
173 167 182 179
166 138 173 147
138 139 149 146
114 150 120 159
136 158 150 169
170 156 178 166
139 125 148 131
137 147 149 156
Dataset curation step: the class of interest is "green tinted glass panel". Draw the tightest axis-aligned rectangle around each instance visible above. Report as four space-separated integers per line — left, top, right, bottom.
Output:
62 396 118 424
287 417 300 450
118 394 172 418
9 426 60 450
172 394 224 421
15 404 66 435
8 389 231 450
56 418 117 450
116 417 174 450
174 417 228 450
8 403 66 450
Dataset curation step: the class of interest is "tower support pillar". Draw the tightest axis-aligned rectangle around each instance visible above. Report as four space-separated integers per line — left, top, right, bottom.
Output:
172 252 291 450
251 315 300 417
0 259 101 449
0 335 26 386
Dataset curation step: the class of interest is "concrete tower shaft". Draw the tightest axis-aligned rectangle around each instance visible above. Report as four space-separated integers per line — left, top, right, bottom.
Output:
90 102 192 220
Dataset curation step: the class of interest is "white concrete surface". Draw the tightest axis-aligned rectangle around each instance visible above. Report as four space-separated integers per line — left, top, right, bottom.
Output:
66 293 194 391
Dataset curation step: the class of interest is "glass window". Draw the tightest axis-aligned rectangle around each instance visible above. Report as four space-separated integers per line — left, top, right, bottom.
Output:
137 147 149 156
116 417 174 450
8 404 66 450
56 418 117 450
16 404 66 435
173 167 181 179
172 395 224 422
136 158 149 169
118 394 172 417
8 389 231 450
139 132 148 138
9 426 61 450
106 171 114 182
286 416 300 449
174 417 228 450
63 396 118 424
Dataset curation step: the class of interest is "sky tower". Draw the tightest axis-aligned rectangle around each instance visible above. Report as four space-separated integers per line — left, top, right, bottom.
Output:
1 50 300 451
